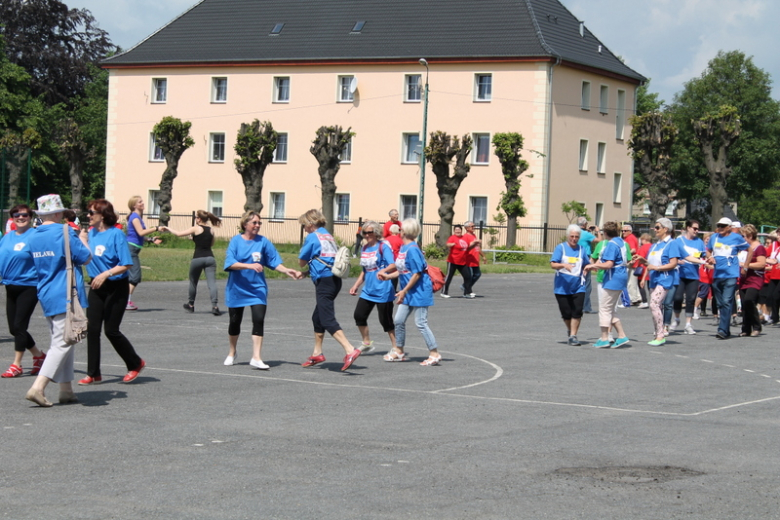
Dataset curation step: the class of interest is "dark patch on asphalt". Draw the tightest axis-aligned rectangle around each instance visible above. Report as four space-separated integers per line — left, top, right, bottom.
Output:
551 465 705 484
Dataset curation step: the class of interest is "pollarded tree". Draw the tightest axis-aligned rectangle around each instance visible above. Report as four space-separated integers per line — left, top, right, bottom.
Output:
693 105 741 225
628 111 679 223
234 120 277 213
152 116 194 226
310 125 353 233
492 133 528 247
425 131 472 249
54 117 92 210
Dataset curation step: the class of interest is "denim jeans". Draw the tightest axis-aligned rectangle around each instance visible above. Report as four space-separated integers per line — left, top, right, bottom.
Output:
394 304 437 350
712 277 737 336
583 273 593 313
663 286 675 325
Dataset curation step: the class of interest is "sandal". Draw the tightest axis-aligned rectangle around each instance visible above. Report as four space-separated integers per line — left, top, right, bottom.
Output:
31 353 45 376
358 341 375 353
1 364 23 378
383 350 407 362
420 355 442 366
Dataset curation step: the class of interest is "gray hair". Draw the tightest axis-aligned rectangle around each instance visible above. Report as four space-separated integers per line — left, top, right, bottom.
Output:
576 216 588 227
567 224 582 235
389 224 400 235
362 220 381 235
655 217 673 231
389 209 399 217
400 218 420 239
622 224 633 231
463 220 475 227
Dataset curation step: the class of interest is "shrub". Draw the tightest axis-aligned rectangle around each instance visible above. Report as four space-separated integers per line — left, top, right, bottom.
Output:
493 245 525 263
423 242 447 260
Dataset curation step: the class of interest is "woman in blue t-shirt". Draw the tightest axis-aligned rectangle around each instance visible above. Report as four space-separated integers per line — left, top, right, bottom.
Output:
376 219 440 365
0 204 46 378
348 220 398 355
223 212 301 369
125 195 162 311
550 224 590 346
298 209 361 371
79 199 146 385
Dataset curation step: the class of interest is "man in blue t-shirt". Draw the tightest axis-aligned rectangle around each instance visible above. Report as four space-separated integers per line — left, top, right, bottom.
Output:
707 217 749 339
577 217 600 313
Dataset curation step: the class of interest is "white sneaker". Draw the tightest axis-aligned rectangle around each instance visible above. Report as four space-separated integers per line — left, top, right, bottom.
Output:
663 326 670 337
249 359 270 370
668 319 680 332
684 324 696 335
608 334 615 344
638 302 649 309
223 355 236 366
693 310 700 320
358 341 375 353
440 293 451 299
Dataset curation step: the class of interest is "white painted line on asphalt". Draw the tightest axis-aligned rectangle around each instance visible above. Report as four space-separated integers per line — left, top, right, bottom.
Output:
701 359 714 363
723 364 736 368
744 369 755 373
688 395 780 416
761 374 771 378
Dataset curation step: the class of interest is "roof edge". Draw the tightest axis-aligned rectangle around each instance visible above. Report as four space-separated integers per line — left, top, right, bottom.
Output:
524 0 559 59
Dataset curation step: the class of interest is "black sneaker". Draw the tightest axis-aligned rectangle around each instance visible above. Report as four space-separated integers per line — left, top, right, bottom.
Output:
716 331 728 340
212 307 222 316
568 336 581 346
183 303 194 313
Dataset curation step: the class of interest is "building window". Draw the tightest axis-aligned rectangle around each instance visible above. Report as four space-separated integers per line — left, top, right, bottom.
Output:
212 77 227 103
473 133 490 164
335 193 350 221
152 78 167 103
597 142 606 173
579 139 589 171
595 202 604 227
208 191 223 217
400 195 417 220
149 134 164 162
402 133 421 164
470 197 488 224
581 81 591 110
599 85 608 114
339 137 352 163
274 133 288 163
613 173 623 204
270 192 285 219
210 133 225 163
274 76 290 103
474 73 492 101
616 89 626 140
338 75 354 102
405 74 421 102
148 190 161 216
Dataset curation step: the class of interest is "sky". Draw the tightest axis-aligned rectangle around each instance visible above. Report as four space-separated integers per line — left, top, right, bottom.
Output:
68 0 780 104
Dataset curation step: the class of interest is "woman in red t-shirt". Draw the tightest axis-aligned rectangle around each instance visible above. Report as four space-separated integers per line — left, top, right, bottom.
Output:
738 224 767 336
633 233 652 308
761 231 780 323
442 225 473 298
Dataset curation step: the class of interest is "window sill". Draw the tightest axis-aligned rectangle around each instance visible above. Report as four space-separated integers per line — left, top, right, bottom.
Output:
151 101 167 105
211 100 227 104
404 99 422 104
473 99 492 103
209 160 226 164
273 100 290 104
272 160 288 164
337 99 354 103
472 162 489 166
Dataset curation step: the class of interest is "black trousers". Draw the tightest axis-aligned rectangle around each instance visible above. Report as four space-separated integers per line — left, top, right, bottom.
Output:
444 263 472 295
740 287 762 334
312 276 343 335
5 284 38 352
228 304 267 336
353 297 394 332
86 278 142 377
673 277 699 316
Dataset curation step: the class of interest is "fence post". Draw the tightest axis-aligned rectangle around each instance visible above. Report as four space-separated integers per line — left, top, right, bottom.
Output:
542 222 549 252
191 210 196 226
355 217 363 256
478 220 484 240
299 224 305 247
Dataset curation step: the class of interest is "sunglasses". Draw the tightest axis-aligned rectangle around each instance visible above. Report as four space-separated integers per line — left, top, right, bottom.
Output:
622 229 631 232
12 212 29 218
362 231 374 236
87 210 97 216
654 226 661 230
691 227 700 231
249 221 262 226
716 224 728 228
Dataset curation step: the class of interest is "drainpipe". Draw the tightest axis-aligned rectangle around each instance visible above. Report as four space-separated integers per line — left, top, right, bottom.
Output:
629 83 641 223
542 57 560 229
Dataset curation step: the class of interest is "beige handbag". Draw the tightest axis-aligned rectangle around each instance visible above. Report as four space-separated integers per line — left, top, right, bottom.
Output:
63 224 88 345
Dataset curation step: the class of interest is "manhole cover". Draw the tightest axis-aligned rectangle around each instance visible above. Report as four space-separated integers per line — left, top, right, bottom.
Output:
552 465 704 484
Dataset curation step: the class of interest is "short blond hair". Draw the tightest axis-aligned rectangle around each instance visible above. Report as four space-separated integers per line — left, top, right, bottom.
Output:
239 211 261 231
298 209 327 229
400 218 420 239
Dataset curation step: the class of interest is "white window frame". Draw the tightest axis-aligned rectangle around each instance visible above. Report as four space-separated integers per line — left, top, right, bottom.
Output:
400 194 418 221
273 76 290 103
338 75 354 102
335 193 351 222
402 133 421 164
594 202 604 227
405 74 422 102
211 77 228 103
616 89 626 140
599 85 608 114
613 173 623 204
274 132 288 163
148 190 161 216
152 78 167 104
581 81 591 110
209 133 226 163
339 136 353 163
472 133 491 165
207 190 223 217
597 142 606 174
149 133 164 162
469 196 488 225
474 73 492 102
269 192 286 220
579 139 589 171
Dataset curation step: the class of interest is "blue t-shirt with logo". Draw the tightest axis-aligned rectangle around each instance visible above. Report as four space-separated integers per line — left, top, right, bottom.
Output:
550 242 589 295
85 227 132 281
0 227 38 286
647 237 684 290
708 232 749 279
224 234 283 307
359 241 395 303
27 224 91 317
396 242 434 307
600 237 628 291
299 228 337 282
676 236 706 280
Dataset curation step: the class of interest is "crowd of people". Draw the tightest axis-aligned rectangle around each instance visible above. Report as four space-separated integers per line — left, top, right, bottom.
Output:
551 216 778 347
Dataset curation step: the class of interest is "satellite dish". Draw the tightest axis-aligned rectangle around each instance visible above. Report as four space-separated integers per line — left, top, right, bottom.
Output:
349 77 358 94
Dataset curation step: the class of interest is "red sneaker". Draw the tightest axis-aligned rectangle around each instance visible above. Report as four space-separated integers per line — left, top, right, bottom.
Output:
78 375 103 385
302 354 325 368
123 359 146 383
341 349 361 371
31 353 46 376
1 364 22 378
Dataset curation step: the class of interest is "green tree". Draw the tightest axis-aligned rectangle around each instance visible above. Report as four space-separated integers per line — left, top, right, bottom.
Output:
492 132 528 247
561 200 590 224
636 79 664 116
53 116 91 210
425 131 472 249
152 116 194 226
234 120 277 213
670 50 780 225
310 125 353 233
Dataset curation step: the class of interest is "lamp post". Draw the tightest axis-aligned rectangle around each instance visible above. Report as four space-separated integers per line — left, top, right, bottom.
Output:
418 58 429 242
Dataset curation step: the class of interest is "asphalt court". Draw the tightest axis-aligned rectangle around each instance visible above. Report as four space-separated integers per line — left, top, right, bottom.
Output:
1 274 779 519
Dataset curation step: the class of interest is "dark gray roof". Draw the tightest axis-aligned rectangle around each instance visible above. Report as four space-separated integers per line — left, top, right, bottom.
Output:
104 0 645 82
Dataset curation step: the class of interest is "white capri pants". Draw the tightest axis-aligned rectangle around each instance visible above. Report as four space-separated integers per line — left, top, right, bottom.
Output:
38 314 75 384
